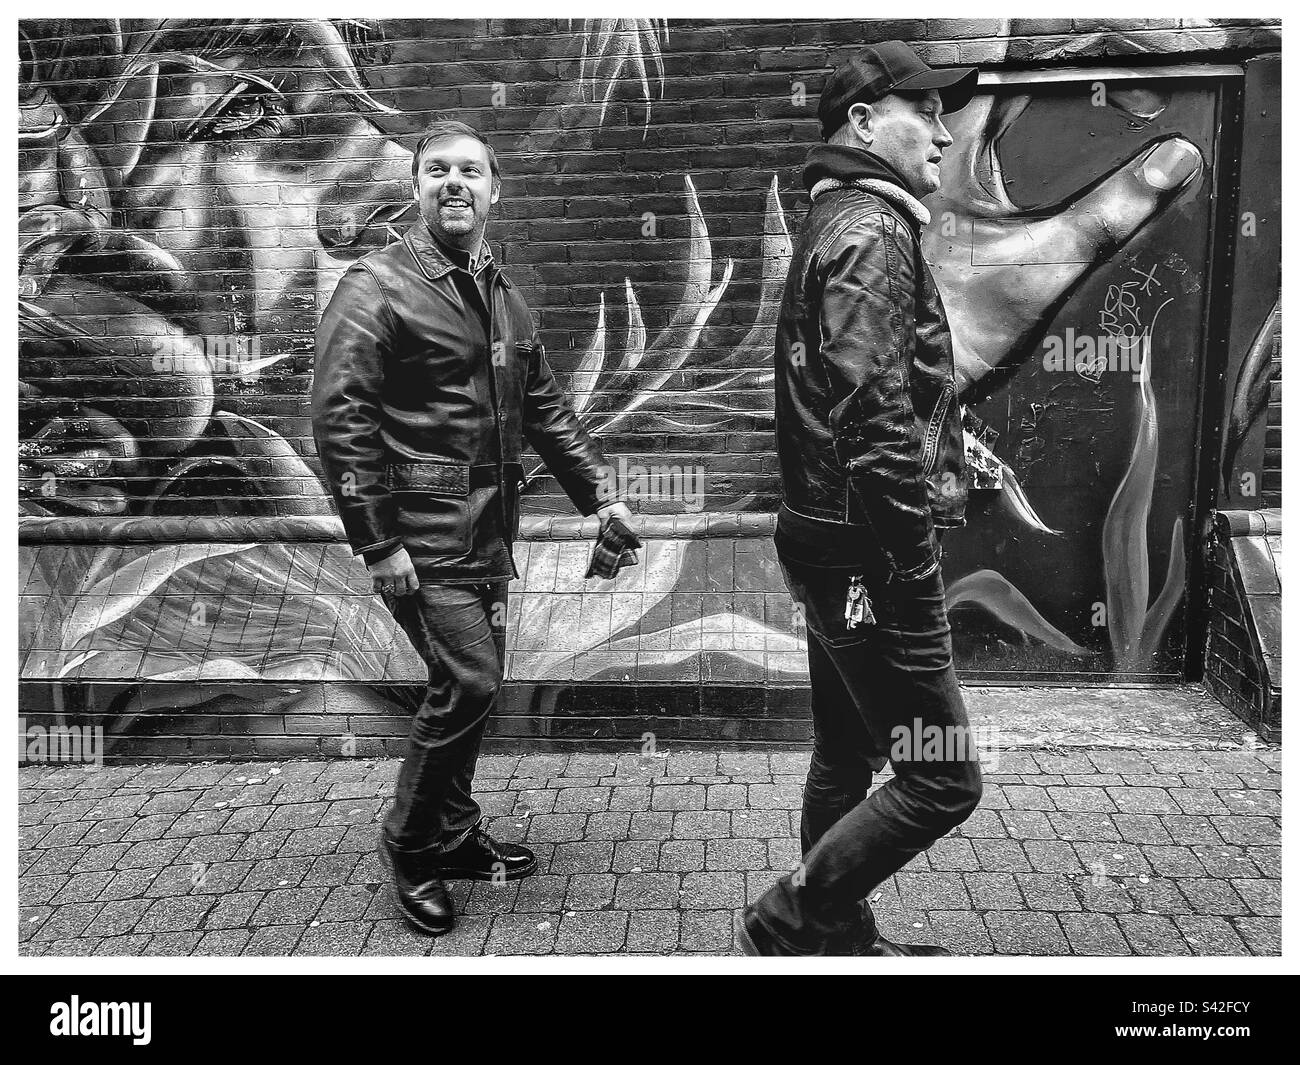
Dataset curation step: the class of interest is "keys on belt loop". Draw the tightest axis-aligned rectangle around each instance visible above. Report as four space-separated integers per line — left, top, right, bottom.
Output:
844 575 876 629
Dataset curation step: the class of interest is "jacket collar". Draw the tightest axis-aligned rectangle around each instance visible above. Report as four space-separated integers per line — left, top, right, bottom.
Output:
802 144 931 228
402 220 505 285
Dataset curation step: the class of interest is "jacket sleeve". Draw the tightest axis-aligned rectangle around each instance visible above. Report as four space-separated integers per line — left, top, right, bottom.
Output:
311 262 401 560
521 333 618 516
816 210 939 580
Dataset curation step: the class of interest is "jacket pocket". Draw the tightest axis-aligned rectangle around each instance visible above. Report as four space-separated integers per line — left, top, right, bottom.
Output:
920 383 955 476
384 462 471 556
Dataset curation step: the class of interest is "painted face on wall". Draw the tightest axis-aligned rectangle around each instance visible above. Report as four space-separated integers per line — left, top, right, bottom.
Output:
861 89 953 198
413 135 500 250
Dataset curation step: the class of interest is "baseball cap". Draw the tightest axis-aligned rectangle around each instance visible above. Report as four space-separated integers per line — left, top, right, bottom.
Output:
818 40 979 138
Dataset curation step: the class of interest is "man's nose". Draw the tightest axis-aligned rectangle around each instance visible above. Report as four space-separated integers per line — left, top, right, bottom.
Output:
934 121 954 148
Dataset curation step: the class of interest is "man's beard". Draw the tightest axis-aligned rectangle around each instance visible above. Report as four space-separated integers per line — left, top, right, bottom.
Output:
421 200 483 246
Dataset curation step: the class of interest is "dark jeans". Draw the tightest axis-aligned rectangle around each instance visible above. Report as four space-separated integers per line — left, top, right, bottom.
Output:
381 581 508 854
752 549 983 951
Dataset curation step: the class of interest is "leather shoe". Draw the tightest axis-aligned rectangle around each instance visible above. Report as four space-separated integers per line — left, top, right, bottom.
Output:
429 827 537 881
735 907 819 956
377 829 455 936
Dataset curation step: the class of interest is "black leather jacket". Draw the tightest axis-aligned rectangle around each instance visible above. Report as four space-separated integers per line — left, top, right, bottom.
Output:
775 146 968 580
312 221 612 580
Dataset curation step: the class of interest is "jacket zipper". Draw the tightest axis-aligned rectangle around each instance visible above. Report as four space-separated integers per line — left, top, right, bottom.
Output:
921 382 955 476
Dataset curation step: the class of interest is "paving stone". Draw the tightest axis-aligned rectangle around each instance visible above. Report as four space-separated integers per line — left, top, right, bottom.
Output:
294 922 369 956
243 925 306 955
302 854 361 888
484 913 557 955
362 920 433 956
526 814 589 844
607 786 652 812
1234 916 1281 956
427 915 493 956
970 839 1030 872
626 910 680 953
134 895 214 934
176 834 245 865
926 837 980 871
39 938 98 956
33 902 103 941
1060 913 1131 955
142 931 203 956
1074 877 1136 914
51 870 114 905
1192 844 1259 878
1074 842 1152 877
705 838 768 871
1015 873 1081 913
1002 785 1056 811
613 873 680 910
929 910 995 955
1243 846 1280 879
1126 877 1191 916
1111 814 1174 845
1046 812 1121 842
556 910 628 954
963 872 1025 910
195 929 251 956
200 891 264 930
583 812 633 840
93 934 152 956
1143 846 1207 877
612 840 660 873
463 881 521 916
679 872 744 910
731 809 789 838
1174 915 1249 956
1161 814 1224 845
1117 913 1192 956
671 810 731 839
1213 817 1279 846
1045 786 1115 812
564 873 616 911
658 840 706 872
1024 840 1086 874
1177 879 1248 916
895 871 970 910
116 839 186 870
984 911 1069 955
83 898 152 938
317 885 377 923
999 810 1055 839
249 887 329 925
548 841 613 874
627 811 674 839
513 874 569 914
702 784 746 810
1169 789 1229 815
954 809 1009 838
20 874 69 907
242 856 314 891
680 910 734 952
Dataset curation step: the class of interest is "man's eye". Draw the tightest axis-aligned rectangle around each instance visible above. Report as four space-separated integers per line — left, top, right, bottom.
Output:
184 80 287 141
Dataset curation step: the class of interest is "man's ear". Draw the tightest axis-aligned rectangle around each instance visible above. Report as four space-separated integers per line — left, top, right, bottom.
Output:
847 101 875 147
490 177 501 206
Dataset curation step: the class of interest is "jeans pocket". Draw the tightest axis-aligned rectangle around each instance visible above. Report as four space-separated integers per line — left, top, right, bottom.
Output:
780 560 870 648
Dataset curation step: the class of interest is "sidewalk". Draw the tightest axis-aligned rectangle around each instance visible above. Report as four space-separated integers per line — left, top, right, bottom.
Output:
19 744 1280 957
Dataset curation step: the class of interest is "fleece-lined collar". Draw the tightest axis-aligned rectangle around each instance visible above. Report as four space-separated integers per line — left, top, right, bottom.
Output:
802 144 931 228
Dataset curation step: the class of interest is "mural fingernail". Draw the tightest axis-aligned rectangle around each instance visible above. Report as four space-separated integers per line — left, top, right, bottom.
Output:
1140 138 1201 191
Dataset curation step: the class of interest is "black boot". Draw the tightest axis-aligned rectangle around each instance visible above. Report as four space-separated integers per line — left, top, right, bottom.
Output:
377 829 455 936
734 906 821 956
429 826 537 881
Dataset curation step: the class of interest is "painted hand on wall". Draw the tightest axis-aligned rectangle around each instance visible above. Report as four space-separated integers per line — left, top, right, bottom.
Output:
927 92 1204 399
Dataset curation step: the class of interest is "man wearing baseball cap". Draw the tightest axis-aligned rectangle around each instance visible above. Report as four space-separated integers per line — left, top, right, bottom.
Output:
739 42 982 955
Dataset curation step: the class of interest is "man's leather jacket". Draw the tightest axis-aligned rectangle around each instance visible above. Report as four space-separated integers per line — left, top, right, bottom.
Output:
775 146 968 580
312 221 612 580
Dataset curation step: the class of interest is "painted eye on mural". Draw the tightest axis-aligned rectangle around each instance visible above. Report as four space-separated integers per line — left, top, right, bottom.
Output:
182 78 289 142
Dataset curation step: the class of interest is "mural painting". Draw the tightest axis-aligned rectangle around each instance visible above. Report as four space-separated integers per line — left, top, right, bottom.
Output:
17 19 1279 742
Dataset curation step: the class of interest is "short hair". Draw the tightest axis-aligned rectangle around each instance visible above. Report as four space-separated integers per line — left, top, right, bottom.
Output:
823 92 916 143
410 120 500 183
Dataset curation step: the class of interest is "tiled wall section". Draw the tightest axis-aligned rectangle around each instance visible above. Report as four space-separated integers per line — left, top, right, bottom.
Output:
19 529 805 689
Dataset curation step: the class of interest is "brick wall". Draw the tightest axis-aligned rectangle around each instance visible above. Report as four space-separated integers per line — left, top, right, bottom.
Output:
17 18 1284 756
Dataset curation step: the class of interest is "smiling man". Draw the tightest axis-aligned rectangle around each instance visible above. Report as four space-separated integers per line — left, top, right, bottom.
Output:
312 120 631 936
738 43 983 956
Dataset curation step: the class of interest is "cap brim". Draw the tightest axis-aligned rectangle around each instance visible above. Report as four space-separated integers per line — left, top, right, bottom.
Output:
893 66 979 113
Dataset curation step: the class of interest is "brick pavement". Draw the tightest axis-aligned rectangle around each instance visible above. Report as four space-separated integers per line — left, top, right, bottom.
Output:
18 747 1281 957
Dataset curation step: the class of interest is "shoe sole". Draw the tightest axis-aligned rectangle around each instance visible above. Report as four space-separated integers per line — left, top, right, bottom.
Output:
432 857 538 882
376 830 455 938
